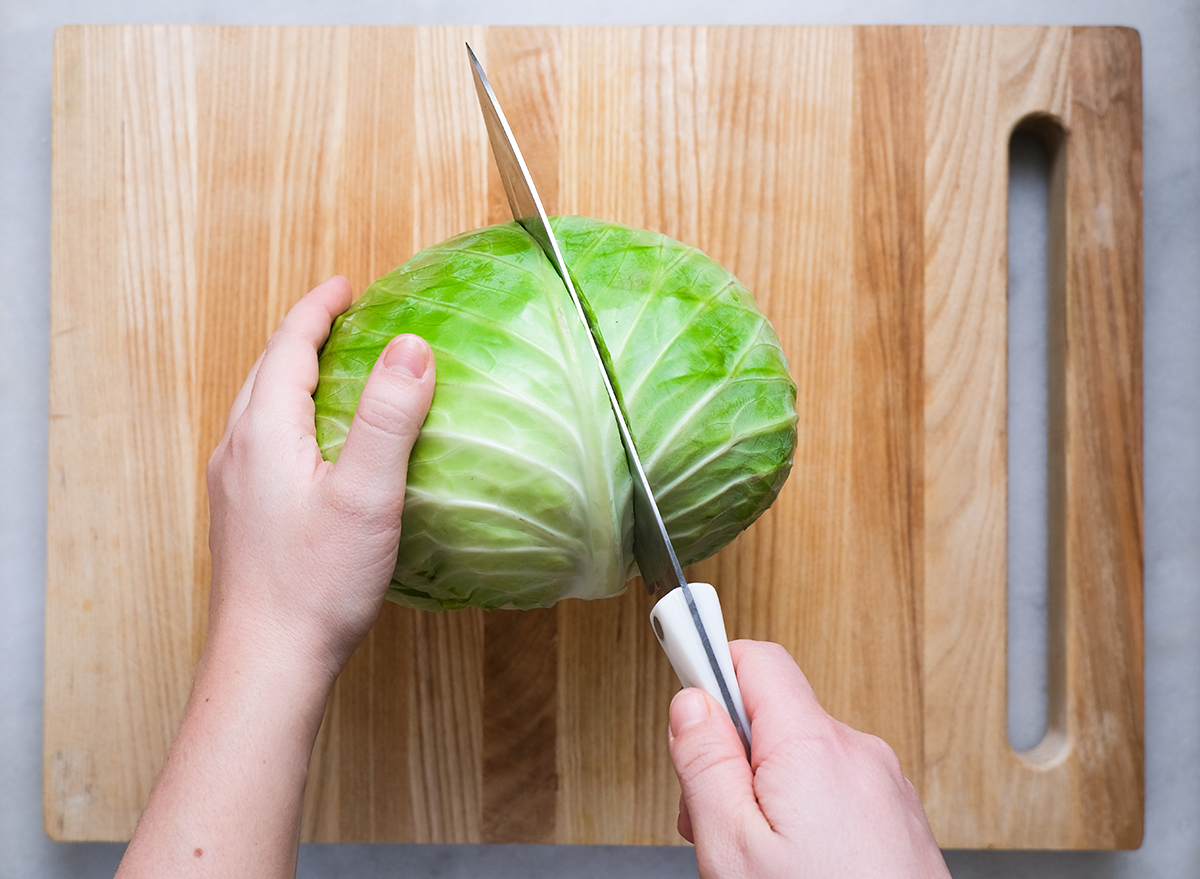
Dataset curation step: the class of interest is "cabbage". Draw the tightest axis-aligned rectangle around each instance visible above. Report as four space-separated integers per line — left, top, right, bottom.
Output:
314 216 796 611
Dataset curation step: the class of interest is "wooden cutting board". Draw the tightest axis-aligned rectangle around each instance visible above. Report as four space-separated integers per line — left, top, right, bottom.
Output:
46 24 1143 849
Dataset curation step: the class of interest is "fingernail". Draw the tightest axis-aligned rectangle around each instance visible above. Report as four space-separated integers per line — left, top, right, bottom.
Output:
670 689 711 738
383 335 428 378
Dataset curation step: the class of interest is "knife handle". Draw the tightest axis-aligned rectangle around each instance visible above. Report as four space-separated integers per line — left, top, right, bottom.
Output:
649 582 751 758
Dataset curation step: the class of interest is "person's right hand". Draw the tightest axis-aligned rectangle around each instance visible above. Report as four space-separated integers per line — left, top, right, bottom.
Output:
668 640 950 878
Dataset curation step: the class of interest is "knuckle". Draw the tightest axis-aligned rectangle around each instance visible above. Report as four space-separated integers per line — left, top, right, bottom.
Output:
322 474 401 534
226 414 260 461
672 734 741 785
859 731 903 772
837 727 909 795
205 444 225 492
800 717 892 765
266 324 301 352
354 386 419 439
208 415 264 493
322 477 371 521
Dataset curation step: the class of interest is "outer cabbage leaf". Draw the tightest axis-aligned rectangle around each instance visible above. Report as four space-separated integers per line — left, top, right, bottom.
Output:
314 217 796 611
551 216 797 567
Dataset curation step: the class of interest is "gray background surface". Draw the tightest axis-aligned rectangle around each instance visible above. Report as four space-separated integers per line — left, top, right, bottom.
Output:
3 0 1195 876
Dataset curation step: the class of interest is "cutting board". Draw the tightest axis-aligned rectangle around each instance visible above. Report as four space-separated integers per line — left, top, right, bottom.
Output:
46 25 1143 849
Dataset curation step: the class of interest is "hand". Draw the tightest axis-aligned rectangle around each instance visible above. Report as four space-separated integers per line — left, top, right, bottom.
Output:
668 640 950 879
116 276 435 879
206 274 436 682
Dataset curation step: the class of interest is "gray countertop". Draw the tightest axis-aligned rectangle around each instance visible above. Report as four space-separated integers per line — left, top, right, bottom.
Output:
3 1 1196 876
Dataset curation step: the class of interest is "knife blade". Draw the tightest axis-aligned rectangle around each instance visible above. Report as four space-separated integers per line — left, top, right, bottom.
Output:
466 43 751 756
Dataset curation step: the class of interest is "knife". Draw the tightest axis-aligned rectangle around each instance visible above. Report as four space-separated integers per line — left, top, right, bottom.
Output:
466 44 751 758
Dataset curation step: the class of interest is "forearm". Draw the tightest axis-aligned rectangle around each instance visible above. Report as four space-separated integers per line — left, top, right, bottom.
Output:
116 622 334 879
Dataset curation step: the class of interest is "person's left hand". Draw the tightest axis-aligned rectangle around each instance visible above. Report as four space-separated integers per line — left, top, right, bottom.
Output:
205 275 436 683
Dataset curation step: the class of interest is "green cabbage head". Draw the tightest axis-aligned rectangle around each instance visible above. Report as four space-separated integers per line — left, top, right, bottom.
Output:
314 216 796 611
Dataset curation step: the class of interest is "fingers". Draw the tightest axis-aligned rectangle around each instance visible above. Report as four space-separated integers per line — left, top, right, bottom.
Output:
669 641 950 877
325 334 435 517
668 641 831 849
668 688 762 848
729 639 830 764
274 275 354 353
247 276 354 431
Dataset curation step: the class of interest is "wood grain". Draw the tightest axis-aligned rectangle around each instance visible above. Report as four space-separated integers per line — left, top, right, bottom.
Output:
848 25 925 788
920 26 1142 848
47 25 1142 848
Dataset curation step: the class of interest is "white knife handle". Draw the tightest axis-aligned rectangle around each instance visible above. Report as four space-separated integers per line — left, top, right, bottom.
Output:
650 582 751 758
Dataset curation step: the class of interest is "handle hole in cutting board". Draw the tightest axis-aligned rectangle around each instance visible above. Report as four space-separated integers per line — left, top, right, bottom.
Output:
1006 116 1067 759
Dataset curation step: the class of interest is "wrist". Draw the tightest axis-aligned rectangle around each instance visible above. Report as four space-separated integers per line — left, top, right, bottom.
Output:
196 610 338 740
205 568 358 678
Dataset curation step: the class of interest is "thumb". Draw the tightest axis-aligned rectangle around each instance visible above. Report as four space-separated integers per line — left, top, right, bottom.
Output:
327 334 435 512
668 688 762 846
